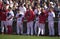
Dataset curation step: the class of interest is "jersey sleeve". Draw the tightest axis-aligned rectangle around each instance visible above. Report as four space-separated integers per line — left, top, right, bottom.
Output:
11 12 14 17
52 12 55 18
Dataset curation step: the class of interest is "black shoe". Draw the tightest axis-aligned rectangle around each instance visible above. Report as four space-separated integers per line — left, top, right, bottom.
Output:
58 35 60 37
49 35 55 37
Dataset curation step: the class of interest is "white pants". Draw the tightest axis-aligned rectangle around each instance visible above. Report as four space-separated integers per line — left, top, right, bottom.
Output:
58 21 60 35
27 21 33 35
17 22 23 34
1 21 7 33
48 21 54 35
7 20 13 26
34 21 39 34
38 23 45 35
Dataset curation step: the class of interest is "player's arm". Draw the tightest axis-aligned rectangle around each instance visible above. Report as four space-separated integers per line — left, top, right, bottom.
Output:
52 12 55 18
7 16 14 20
16 14 20 19
7 12 14 20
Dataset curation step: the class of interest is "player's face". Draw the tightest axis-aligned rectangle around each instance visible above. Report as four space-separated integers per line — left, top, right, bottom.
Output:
22 4 24 7
3 4 6 10
43 9 45 13
17 11 20 13
35 6 37 9
26 4 28 8
49 8 53 12
41 8 44 12
37 7 40 11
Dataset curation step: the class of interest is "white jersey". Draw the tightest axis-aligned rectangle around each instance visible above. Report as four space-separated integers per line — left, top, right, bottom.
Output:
34 9 41 21
19 6 26 15
34 9 41 15
7 10 14 20
16 13 24 22
48 11 55 21
34 9 38 14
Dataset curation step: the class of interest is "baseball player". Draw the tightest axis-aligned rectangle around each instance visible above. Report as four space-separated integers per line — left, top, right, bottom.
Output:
1 3 10 34
58 3 60 36
38 8 48 36
34 6 41 35
1 10 7 34
48 7 55 36
25 5 35 35
58 11 60 36
16 9 24 35
0 0 3 34
0 1 9 34
6 7 14 34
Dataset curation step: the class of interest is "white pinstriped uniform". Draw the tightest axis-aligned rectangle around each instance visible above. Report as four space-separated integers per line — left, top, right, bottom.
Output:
48 11 55 35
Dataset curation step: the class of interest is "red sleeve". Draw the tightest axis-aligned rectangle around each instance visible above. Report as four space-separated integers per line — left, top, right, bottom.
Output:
30 10 35 20
44 10 48 18
31 10 35 18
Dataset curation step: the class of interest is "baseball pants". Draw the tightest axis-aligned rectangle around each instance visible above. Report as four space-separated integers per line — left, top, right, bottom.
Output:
34 21 39 34
27 21 33 35
48 21 55 35
1 21 7 33
17 22 23 34
7 20 13 34
38 23 45 35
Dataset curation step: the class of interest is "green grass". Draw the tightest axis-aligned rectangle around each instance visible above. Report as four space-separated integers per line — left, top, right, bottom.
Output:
0 34 60 39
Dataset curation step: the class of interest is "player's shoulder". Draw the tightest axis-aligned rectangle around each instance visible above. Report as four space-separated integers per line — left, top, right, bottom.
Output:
10 11 14 14
23 6 26 9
